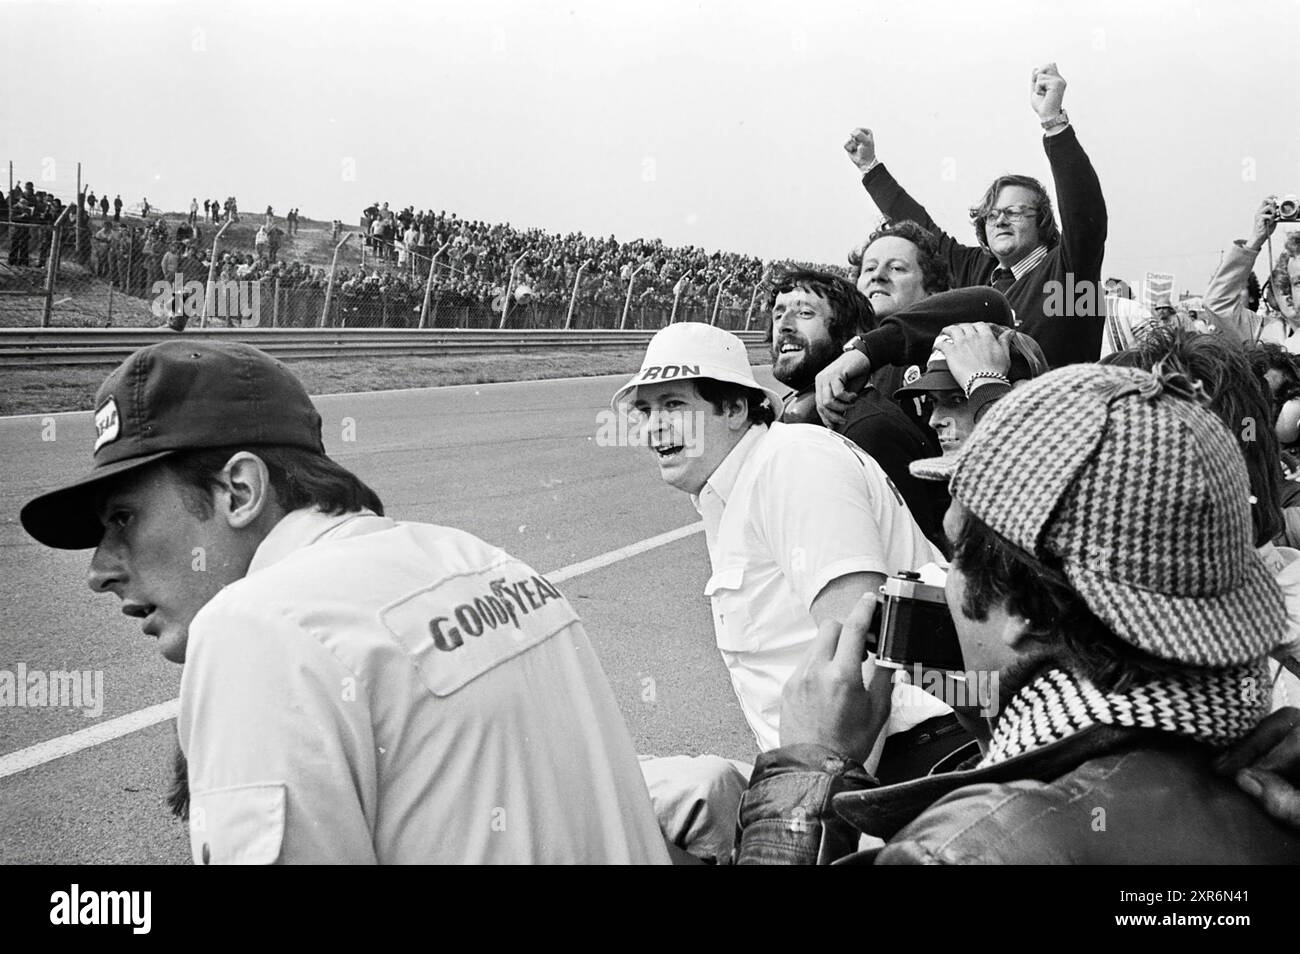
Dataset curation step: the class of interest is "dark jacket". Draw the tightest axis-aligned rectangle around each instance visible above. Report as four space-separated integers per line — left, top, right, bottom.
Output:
861 125 1107 368
853 287 1015 382
781 385 949 552
836 387 949 552
736 726 1300 864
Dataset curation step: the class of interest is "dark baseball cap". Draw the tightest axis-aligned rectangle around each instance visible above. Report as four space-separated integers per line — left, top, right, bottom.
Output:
895 327 1048 400
20 339 325 550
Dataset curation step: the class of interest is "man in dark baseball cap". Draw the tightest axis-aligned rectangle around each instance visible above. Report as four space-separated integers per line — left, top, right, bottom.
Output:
21 340 326 550
893 322 1049 482
21 339 669 865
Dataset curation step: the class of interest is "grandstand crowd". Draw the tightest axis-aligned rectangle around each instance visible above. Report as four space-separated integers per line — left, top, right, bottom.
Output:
7 171 841 328
357 200 773 313
6 161 1293 341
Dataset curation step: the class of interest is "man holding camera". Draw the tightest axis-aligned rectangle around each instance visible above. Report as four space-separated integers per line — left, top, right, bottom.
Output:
1204 195 1300 351
817 64 1107 425
737 363 1300 864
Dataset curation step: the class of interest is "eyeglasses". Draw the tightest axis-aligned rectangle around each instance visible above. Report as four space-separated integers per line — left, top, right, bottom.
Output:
980 205 1039 223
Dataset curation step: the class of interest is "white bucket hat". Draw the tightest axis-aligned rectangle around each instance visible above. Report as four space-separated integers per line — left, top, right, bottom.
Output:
610 323 785 413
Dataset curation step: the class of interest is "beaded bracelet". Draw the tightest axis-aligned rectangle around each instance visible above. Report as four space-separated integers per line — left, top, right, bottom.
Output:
964 370 1011 399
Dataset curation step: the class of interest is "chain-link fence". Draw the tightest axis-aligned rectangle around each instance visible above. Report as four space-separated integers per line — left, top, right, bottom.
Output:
0 210 180 327
337 235 766 331
0 222 769 331
252 282 756 331
2 180 772 331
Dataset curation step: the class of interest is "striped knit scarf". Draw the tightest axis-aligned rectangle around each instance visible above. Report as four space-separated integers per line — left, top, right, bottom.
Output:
981 664 1272 766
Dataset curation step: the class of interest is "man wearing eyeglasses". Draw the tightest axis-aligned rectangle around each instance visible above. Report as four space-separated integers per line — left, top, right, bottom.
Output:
819 63 1106 422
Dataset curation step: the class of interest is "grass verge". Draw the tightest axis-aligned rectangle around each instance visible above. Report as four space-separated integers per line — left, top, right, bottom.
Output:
1 345 772 416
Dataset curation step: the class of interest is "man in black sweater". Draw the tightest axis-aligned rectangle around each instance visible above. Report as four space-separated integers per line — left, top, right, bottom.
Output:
822 64 1104 424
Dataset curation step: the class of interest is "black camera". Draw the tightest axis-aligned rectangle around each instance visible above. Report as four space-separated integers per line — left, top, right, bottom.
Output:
1279 195 1300 223
865 571 965 671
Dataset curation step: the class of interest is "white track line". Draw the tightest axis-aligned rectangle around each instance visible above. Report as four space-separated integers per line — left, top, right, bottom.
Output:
0 699 180 781
548 521 702 583
0 522 704 781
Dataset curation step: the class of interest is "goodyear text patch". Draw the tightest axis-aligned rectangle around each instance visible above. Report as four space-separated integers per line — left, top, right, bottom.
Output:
380 563 579 696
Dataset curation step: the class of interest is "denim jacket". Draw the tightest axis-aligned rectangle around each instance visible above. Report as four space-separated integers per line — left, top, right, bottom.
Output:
732 744 879 865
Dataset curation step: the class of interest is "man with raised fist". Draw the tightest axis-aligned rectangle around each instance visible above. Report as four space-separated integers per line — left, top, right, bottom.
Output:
819 64 1107 425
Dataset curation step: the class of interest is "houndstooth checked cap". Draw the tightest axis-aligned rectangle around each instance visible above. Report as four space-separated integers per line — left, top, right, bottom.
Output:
949 363 1286 666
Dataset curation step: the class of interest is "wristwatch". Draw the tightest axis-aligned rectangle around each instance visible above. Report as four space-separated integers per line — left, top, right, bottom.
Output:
1040 109 1069 131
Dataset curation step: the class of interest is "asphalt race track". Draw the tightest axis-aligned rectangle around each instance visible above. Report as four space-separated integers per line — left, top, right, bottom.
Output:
0 370 781 863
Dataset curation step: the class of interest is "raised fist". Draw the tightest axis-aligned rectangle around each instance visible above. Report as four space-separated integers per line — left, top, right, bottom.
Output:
843 128 876 173
1030 63 1067 120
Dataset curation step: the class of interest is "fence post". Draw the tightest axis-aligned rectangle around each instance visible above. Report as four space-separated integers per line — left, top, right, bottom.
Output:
420 241 450 329
620 261 650 330
710 272 734 327
75 162 82 266
53 217 65 284
320 232 352 328
124 231 135 298
744 281 762 331
272 277 281 327
670 271 692 325
499 250 529 329
564 258 592 330
41 207 71 327
200 219 232 329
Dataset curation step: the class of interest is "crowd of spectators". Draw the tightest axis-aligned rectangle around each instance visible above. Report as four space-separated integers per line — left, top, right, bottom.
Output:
614 62 1300 865
7 179 842 330
4 182 71 268
355 201 833 315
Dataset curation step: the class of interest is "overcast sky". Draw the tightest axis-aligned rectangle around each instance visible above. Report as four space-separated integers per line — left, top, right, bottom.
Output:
3 0 1297 293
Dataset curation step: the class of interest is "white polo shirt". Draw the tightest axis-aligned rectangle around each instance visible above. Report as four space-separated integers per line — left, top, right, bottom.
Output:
693 422 950 754
179 508 669 865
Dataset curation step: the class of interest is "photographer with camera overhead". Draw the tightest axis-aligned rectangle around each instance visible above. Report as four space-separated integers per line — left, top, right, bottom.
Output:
1204 195 1300 351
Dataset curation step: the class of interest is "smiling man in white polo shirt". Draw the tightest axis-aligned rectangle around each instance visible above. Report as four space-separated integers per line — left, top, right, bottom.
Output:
614 323 949 861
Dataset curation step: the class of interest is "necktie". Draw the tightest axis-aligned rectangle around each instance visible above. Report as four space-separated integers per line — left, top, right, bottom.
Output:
991 267 1015 294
